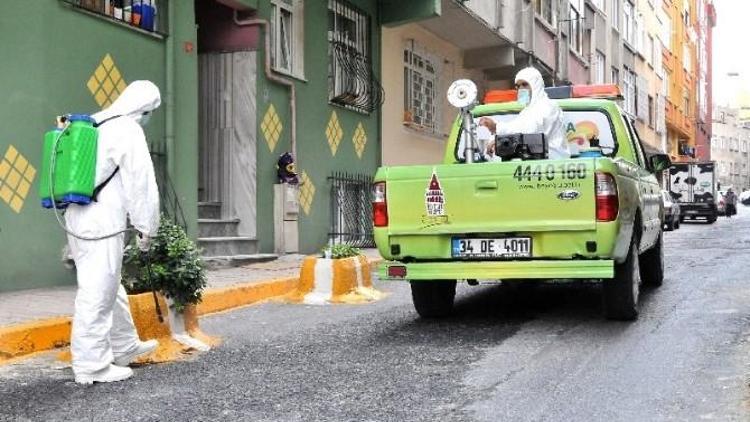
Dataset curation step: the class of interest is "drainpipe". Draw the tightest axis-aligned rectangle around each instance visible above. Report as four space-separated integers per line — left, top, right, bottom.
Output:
166 2 175 183
233 11 298 162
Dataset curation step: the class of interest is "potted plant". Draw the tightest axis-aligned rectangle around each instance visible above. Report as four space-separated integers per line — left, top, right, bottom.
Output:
123 215 210 351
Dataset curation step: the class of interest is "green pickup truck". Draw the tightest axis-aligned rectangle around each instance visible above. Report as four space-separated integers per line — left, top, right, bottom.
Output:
374 84 671 320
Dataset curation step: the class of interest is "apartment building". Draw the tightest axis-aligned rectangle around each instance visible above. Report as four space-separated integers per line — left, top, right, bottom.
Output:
712 107 750 190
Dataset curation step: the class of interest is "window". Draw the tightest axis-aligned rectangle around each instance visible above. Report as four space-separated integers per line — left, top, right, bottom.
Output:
403 44 441 135
61 0 167 35
535 0 556 27
328 0 380 113
611 0 620 31
682 43 691 72
648 95 655 128
623 1 635 45
646 35 655 66
623 67 636 116
458 110 619 159
569 4 583 55
595 51 606 84
662 15 672 51
270 0 304 76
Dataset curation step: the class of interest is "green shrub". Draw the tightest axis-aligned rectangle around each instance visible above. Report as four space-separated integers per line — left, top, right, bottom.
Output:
320 244 361 259
123 215 207 313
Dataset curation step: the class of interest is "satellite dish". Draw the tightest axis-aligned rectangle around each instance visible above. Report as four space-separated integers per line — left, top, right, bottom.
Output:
447 79 478 109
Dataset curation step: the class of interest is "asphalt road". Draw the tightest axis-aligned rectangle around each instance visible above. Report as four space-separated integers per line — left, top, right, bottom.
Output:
3 210 750 421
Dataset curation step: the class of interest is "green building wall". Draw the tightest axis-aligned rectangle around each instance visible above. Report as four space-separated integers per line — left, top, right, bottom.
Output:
0 1 198 292
254 0 383 254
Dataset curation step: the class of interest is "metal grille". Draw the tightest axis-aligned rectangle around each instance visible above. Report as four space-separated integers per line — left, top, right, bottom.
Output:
151 142 187 230
327 0 384 114
328 172 374 247
61 0 168 36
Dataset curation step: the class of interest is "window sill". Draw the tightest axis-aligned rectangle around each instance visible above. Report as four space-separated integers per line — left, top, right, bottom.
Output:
535 15 557 36
568 48 590 67
402 121 448 141
271 67 308 83
61 2 166 40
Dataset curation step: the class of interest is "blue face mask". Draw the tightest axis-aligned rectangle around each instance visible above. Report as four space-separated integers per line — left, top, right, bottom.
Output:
517 89 531 107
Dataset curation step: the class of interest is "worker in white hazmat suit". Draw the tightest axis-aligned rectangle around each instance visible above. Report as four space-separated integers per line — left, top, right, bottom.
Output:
480 67 571 160
65 80 161 384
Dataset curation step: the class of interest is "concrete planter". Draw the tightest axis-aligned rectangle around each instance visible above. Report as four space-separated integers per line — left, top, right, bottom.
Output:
292 255 384 305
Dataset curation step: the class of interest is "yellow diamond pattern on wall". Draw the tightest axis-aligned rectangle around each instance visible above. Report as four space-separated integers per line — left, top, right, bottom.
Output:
325 111 344 156
87 54 127 108
298 171 315 215
261 104 283 152
0 145 36 214
352 122 367 159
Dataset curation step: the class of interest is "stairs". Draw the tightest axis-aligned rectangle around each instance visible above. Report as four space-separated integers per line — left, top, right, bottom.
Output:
198 202 276 269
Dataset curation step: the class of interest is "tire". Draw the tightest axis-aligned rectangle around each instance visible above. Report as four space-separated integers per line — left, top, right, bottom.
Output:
603 232 641 321
410 281 456 318
640 232 664 288
674 219 680 229
707 214 717 224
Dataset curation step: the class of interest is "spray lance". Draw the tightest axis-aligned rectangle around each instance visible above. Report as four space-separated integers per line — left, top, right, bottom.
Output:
41 114 163 321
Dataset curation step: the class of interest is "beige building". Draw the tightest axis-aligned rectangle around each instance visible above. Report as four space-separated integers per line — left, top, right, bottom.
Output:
711 107 750 190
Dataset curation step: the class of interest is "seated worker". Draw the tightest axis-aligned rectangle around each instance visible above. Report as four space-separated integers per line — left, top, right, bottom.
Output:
480 67 571 160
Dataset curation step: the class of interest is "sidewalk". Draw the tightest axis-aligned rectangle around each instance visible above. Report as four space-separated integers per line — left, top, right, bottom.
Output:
0 249 382 360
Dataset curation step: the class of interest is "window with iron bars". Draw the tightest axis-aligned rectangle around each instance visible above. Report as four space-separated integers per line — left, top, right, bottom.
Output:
328 172 374 248
403 43 441 135
327 0 383 113
61 0 167 36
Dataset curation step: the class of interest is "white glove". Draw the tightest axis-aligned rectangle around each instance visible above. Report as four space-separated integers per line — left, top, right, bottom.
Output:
136 233 151 252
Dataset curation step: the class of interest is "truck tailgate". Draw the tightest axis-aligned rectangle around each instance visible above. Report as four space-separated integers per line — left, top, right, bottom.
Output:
385 160 597 235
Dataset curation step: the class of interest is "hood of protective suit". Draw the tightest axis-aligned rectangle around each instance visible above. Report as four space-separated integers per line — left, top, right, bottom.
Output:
514 67 548 109
93 80 161 125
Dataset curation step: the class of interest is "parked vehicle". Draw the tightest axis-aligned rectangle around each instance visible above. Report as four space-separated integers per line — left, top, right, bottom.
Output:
668 162 718 223
662 190 681 231
740 190 750 206
375 83 669 321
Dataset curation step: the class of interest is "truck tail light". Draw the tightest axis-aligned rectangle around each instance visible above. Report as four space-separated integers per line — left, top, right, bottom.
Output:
595 172 619 222
373 182 388 227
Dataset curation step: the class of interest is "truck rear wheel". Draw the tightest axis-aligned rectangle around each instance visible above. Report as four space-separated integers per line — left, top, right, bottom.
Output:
603 233 640 321
410 281 456 318
640 232 664 288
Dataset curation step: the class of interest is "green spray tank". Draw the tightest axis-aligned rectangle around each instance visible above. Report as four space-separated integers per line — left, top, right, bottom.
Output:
39 114 98 208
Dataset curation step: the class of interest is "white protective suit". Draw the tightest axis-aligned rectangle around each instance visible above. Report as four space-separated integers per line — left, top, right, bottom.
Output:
65 80 161 376
493 67 571 159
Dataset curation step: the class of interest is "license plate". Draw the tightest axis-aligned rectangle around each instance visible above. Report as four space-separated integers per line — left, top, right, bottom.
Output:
452 237 532 258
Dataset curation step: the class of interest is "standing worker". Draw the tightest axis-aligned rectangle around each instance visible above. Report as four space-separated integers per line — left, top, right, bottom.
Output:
725 188 738 218
480 67 571 160
66 80 162 384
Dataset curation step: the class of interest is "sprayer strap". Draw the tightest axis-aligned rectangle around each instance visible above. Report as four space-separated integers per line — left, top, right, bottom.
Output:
92 167 120 202
93 114 123 128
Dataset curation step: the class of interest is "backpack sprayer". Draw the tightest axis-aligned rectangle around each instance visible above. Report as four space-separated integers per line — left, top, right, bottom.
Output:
40 113 163 321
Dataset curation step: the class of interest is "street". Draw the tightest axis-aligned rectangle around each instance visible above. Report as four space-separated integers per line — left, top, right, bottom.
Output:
3 212 750 421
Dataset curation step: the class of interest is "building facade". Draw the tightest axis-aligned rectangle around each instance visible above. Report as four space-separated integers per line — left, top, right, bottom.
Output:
711 107 750 190
0 0 434 292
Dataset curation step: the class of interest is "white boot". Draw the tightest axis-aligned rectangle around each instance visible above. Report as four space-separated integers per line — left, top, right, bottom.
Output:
113 339 159 366
75 364 133 385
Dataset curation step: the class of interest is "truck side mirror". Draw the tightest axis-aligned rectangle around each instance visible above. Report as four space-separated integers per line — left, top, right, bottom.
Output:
649 153 671 173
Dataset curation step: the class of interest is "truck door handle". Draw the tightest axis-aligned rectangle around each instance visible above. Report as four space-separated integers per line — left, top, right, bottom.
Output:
476 180 498 190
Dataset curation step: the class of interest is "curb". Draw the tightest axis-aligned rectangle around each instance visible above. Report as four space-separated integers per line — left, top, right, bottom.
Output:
0 257 381 364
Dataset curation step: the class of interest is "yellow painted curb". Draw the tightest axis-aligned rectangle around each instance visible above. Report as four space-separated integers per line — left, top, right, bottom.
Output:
0 317 71 363
0 257 382 365
196 276 298 316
